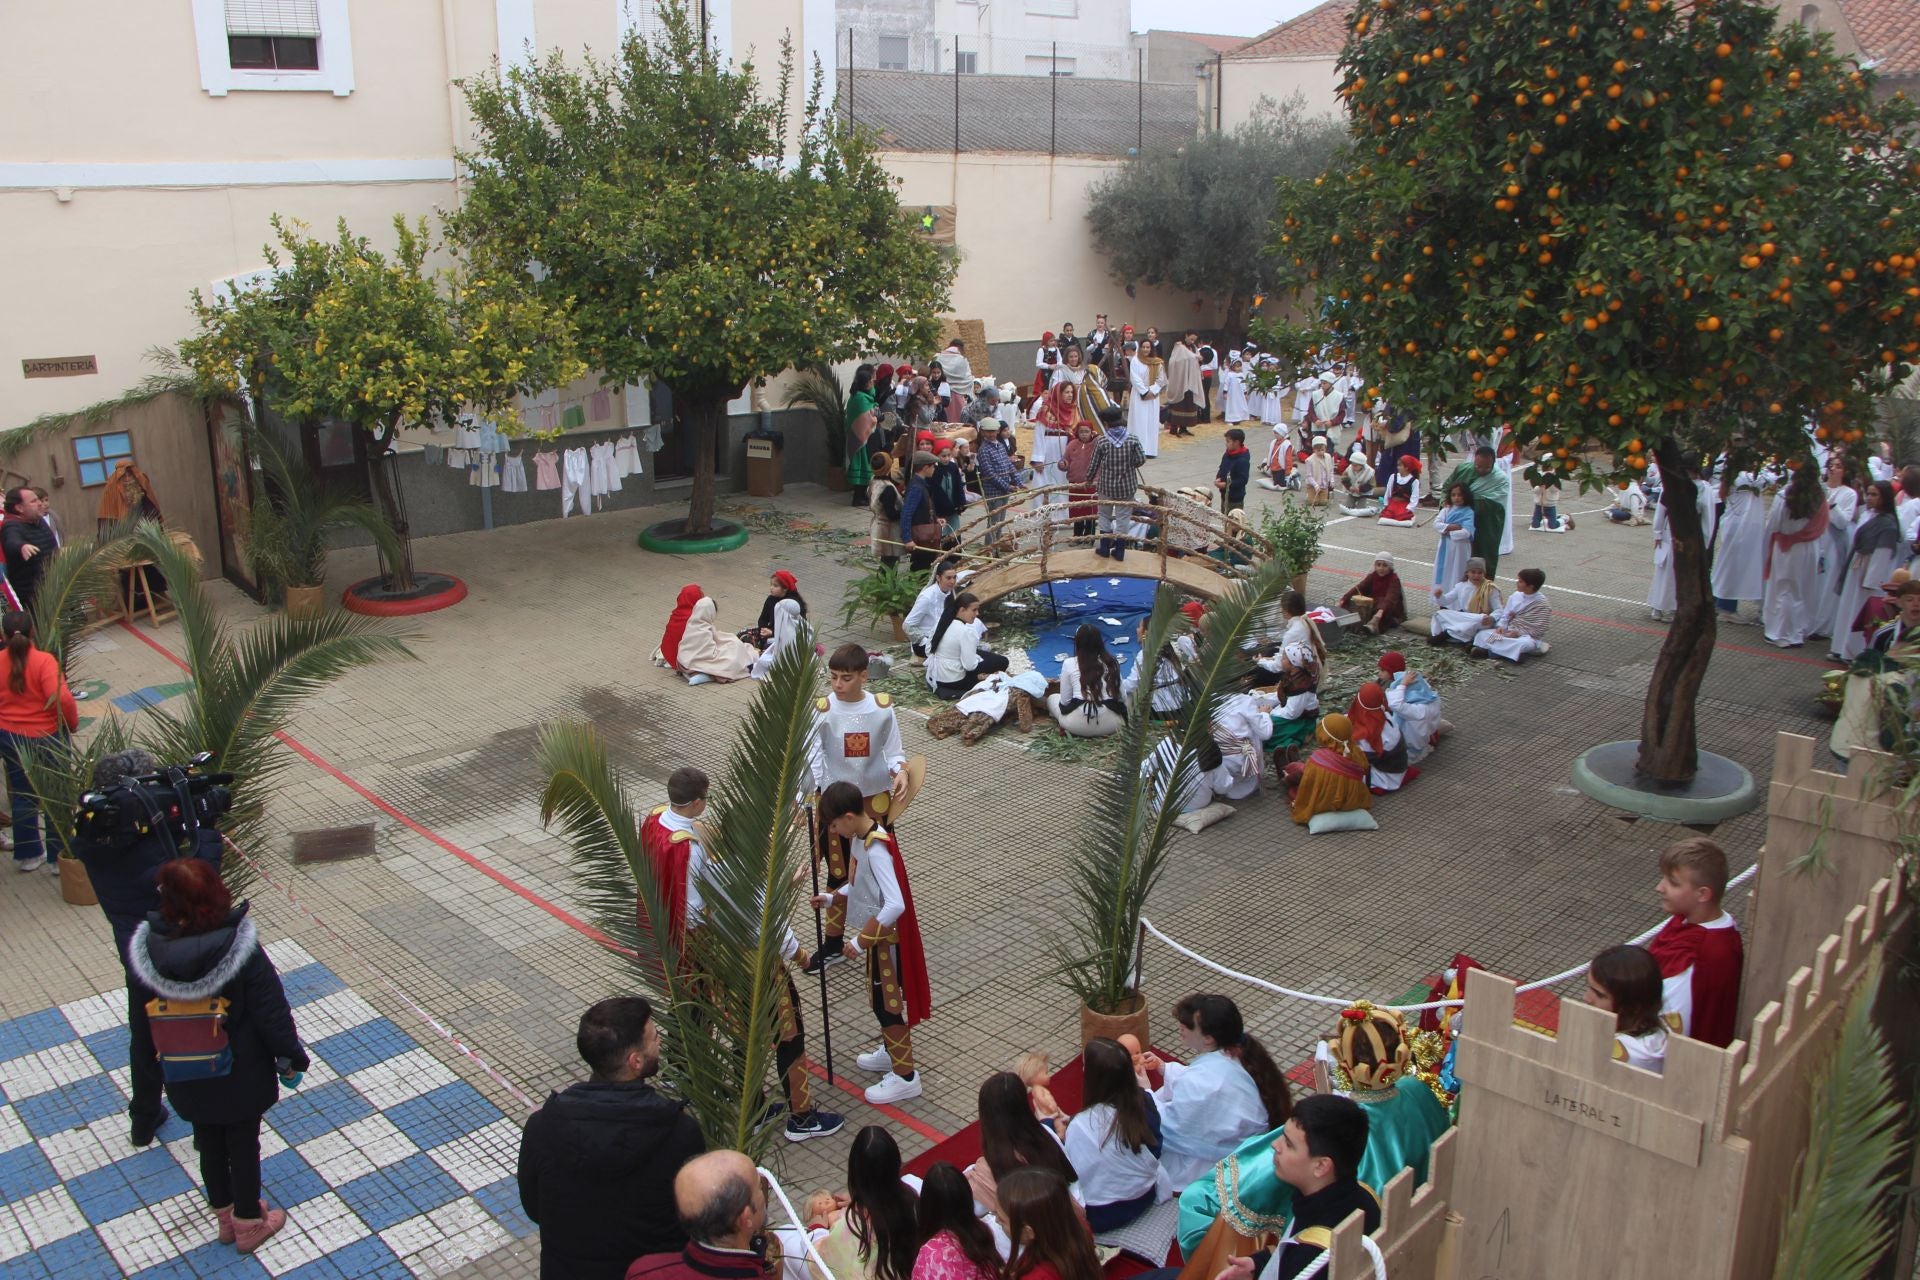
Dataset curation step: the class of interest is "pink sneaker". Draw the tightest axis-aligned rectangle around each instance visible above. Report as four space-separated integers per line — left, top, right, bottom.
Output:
214 1205 235 1245
232 1208 287 1254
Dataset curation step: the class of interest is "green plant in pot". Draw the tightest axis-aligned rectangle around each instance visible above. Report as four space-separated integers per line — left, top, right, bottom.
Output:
784 363 848 490
841 566 927 643
1051 556 1289 1046
1258 501 1323 596
246 433 405 617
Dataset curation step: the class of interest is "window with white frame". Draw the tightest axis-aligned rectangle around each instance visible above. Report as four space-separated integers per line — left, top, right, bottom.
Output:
191 0 355 95
955 50 977 74
877 35 910 70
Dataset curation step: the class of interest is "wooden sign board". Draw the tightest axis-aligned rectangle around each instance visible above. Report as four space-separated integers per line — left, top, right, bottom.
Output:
746 437 776 459
906 204 956 246
22 355 97 378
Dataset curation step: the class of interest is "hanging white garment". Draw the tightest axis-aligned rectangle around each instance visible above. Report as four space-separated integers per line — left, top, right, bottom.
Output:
588 440 619 497
614 433 643 478
560 447 590 517
500 452 528 494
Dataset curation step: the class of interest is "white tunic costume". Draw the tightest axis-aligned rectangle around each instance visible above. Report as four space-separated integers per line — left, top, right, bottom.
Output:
1831 521 1902 661
1648 481 1717 616
807 691 907 799
1218 361 1250 424
1430 579 1503 643
1472 589 1551 661
1127 357 1164 458
1760 500 1824 648
1709 472 1768 603
1813 484 1859 637
1152 1050 1270 1191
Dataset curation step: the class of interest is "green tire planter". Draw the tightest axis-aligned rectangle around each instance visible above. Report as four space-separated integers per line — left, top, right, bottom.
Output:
638 519 749 555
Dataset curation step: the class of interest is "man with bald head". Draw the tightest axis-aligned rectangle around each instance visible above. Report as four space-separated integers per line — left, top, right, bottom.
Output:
625 1151 771 1280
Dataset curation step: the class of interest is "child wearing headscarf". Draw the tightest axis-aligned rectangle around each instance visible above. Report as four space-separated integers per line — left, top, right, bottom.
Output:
1286 714 1372 824
656 586 757 684
1340 554 1407 634
1347 681 1413 793
1378 651 1445 763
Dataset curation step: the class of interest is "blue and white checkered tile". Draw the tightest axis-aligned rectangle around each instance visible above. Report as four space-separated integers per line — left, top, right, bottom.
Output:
0 938 533 1278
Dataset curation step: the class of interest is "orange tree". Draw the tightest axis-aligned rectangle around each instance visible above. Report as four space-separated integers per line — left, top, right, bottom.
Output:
449 3 953 538
1267 0 1920 782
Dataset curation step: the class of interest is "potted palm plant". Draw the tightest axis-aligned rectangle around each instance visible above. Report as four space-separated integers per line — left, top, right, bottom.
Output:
246 433 405 619
537 638 824 1158
1052 557 1289 1046
784 363 850 491
842 566 928 643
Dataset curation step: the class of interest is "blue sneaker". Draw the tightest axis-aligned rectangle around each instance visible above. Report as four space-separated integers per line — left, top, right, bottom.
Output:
785 1110 844 1143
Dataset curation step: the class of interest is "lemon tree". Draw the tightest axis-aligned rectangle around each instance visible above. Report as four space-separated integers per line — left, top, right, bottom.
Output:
449 3 954 538
1269 0 1920 781
180 216 584 590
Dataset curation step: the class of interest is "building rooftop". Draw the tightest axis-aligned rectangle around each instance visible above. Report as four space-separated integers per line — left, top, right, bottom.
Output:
1838 0 1920 77
1148 29 1253 54
836 70 1197 155
1225 0 1355 60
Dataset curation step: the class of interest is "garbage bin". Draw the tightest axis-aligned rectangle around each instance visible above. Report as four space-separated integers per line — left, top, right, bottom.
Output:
746 434 783 497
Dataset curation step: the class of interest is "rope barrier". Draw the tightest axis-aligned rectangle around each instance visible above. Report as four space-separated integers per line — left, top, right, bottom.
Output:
223 835 539 1113
1140 863 1759 1015
1292 1233 1386 1280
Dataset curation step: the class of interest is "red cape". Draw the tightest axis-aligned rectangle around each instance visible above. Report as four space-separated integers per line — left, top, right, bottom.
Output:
1645 914 1745 1048
638 809 692 961
658 585 702 669
876 829 934 1027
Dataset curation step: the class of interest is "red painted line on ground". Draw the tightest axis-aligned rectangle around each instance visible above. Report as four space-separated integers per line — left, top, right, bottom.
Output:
114 619 953 1139
1309 563 1838 668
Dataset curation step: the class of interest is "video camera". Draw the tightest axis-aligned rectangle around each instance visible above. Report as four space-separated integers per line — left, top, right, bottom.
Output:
74 752 234 852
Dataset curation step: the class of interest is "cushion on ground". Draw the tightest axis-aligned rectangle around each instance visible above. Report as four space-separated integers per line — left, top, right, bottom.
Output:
1174 802 1235 834
1307 809 1378 834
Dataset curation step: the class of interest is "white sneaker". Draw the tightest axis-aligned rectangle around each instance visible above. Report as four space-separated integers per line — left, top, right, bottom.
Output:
13 854 44 872
865 1071 923 1104
855 1047 892 1073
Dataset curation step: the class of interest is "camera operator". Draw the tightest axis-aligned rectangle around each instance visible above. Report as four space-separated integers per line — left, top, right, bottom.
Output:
78 749 223 1148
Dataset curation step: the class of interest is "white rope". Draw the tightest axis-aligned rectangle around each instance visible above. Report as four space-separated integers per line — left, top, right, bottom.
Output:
761 1167 837 1280
1140 864 1757 1015
1290 1232 1387 1280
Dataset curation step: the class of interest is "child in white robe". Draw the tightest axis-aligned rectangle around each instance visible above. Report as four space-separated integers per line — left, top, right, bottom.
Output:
1218 352 1250 424
1760 464 1828 649
749 598 810 679
1710 469 1768 613
1648 468 1717 622
1431 557 1502 644
1258 423 1294 491
1471 567 1552 661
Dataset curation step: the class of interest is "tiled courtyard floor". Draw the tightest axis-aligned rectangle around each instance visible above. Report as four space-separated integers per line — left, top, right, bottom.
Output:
0 427 1835 1276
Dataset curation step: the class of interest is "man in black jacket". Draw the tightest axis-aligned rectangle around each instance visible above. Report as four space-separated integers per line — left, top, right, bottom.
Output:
77 750 225 1148
0 487 57 617
519 998 706 1280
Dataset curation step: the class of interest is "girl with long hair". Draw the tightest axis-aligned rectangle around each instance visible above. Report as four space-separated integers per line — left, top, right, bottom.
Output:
0 609 77 870
1048 624 1126 738
1761 460 1831 649
1064 1038 1166 1231
913 1163 1000 1280
1584 944 1669 1073
1149 993 1291 1188
1814 453 1862 637
847 363 879 504
1431 481 1478 593
966 1072 1076 1213
995 1169 1100 1280
817 1126 924 1280
127 858 308 1253
925 593 1008 698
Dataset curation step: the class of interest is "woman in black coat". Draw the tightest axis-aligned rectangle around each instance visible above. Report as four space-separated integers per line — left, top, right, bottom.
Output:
127 858 308 1256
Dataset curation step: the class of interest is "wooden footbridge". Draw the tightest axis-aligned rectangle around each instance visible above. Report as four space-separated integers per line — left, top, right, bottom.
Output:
942 484 1274 603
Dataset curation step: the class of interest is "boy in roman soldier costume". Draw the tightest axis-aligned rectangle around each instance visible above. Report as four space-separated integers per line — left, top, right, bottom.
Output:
805 646 910 972
1645 837 1745 1048
814 781 932 1105
640 768 843 1142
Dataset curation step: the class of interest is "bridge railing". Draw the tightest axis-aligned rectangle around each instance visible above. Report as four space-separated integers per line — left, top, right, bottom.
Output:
940 484 1275 587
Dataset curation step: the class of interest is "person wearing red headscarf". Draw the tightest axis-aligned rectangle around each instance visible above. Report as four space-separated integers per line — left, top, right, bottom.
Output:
653 585 702 670
1347 680 1416 794
740 571 808 650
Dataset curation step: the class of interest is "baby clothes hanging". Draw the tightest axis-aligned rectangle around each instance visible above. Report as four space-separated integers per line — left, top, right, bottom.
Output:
476 421 505 455
561 447 590 517
643 422 664 454
533 450 562 491
588 440 619 497
613 433 642 478
500 451 529 494
422 444 445 466
589 389 612 422
468 452 498 488
452 422 483 451
446 447 470 468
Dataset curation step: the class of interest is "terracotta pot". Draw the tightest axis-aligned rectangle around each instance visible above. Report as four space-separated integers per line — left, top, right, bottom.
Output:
825 466 851 493
889 614 909 643
1290 572 1310 597
284 584 325 621
1080 992 1150 1051
58 855 97 907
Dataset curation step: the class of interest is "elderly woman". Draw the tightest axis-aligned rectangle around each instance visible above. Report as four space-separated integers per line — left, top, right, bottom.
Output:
1340 553 1408 635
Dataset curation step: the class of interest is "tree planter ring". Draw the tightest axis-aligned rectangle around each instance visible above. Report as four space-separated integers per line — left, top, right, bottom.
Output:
341 573 468 616
1569 741 1758 823
638 519 749 555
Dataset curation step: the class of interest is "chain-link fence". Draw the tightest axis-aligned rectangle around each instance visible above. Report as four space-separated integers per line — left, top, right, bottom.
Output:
835 33 1200 157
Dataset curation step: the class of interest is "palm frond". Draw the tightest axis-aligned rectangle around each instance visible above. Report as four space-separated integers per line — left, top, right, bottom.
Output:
536 640 823 1163
1052 555 1292 1012
127 523 227 685
1773 955 1908 1280
251 430 405 587
31 520 140 677
17 715 136 862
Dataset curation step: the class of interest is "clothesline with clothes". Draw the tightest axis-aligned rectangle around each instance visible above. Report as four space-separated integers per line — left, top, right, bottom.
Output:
1138 862 1759 1015
420 423 647 517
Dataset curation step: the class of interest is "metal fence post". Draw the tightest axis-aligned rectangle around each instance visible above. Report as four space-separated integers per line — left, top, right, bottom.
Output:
1050 42 1057 158
1137 48 1144 153
954 38 961 157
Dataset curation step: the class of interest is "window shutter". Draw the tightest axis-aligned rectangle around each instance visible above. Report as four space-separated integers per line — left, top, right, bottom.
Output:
225 0 322 37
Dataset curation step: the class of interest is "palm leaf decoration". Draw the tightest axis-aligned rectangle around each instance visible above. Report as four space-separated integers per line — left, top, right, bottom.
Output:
538 638 823 1162
29 518 142 676
120 523 416 858
783 363 847 469
1053 555 1290 1014
1772 955 1908 1280
18 713 136 864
